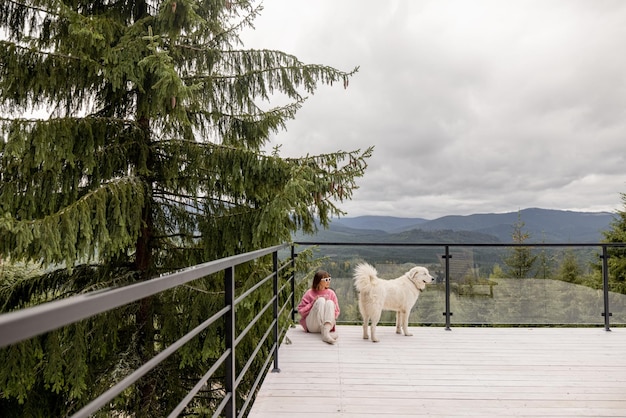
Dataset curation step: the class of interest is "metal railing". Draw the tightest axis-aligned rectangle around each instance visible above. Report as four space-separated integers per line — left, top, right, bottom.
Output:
0 244 296 418
295 241 626 331
1 241 626 417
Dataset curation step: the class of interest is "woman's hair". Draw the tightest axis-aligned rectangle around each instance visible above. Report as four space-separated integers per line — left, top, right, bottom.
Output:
311 270 330 290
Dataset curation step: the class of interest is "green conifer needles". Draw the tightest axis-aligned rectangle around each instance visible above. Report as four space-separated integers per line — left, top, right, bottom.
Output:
0 1 372 415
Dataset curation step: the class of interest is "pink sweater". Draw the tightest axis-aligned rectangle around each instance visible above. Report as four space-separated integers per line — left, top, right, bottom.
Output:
297 288 340 332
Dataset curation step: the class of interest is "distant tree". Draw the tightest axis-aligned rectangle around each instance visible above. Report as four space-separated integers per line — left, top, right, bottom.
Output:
489 263 505 279
558 250 581 284
0 1 371 416
597 193 626 293
502 212 537 278
535 238 555 280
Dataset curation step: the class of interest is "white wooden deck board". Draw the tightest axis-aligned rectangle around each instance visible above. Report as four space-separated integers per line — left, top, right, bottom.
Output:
247 325 626 417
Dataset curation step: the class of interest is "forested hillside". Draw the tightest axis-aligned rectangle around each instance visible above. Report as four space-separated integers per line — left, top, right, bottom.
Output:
304 208 615 243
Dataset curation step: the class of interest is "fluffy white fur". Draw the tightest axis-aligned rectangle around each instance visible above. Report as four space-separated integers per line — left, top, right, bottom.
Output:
353 262 433 342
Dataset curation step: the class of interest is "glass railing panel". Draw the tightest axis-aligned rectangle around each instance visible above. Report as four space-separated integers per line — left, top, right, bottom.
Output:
297 243 622 327
610 291 626 325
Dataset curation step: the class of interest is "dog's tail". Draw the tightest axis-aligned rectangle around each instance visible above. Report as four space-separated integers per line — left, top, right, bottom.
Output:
353 262 379 293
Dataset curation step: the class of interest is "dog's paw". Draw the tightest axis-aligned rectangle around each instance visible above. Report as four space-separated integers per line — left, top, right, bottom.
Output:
395 329 402 334
362 334 369 340
404 332 413 336
372 338 380 343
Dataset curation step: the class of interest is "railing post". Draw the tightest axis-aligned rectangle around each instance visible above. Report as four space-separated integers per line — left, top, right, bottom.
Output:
442 246 452 331
272 251 281 373
291 245 297 324
601 245 612 331
224 266 236 417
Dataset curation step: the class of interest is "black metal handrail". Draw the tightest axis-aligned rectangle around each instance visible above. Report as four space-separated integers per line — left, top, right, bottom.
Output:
0 244 294 418
2 240 626 417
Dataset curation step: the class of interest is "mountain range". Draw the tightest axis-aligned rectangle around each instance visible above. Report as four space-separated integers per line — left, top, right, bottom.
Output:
296 208 617 244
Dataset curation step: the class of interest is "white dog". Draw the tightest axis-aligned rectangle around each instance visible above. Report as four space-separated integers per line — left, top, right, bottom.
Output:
353 262 433 342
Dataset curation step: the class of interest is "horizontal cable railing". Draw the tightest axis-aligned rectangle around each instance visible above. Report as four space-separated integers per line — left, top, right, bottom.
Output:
0 244 294 418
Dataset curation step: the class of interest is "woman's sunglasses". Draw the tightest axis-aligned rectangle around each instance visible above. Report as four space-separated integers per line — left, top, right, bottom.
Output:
321 277 331 282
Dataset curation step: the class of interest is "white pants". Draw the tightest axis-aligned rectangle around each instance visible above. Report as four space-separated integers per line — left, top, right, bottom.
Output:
306 298 336 333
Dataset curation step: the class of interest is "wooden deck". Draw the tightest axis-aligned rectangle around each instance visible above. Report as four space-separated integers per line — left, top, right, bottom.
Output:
248 325 626 417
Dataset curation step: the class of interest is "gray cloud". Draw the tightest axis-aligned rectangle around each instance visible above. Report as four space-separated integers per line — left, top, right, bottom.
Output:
243 0 626 218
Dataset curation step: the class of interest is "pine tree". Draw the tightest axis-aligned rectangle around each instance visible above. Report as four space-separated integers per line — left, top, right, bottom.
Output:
534 236 555 280
599 193 626 293
558 250 581 284
489 263 505 279
0 1 372 415
502 212 537 278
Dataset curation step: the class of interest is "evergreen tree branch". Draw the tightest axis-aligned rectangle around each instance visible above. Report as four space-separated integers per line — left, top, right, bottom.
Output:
2 0 55 15
0 40 82 62
0 1 373 414
0 177 145 266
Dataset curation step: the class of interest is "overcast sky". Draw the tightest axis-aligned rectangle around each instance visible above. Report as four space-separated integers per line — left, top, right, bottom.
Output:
241 0 626 219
